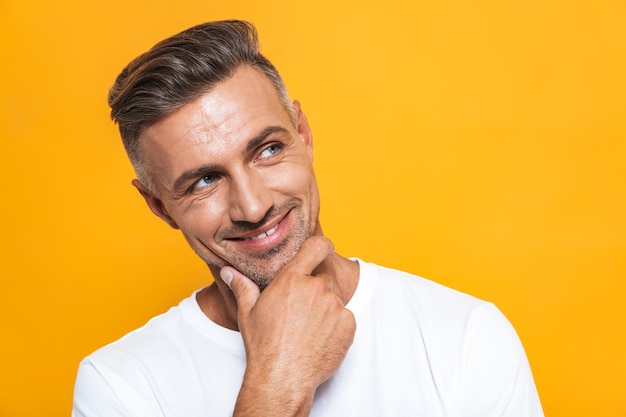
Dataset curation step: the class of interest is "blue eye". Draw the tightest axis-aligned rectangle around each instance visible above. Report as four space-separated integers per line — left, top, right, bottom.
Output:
259 143 282 159
191 174 219 191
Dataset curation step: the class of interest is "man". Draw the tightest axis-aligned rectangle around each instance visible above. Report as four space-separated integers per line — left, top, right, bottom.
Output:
73 20 543 416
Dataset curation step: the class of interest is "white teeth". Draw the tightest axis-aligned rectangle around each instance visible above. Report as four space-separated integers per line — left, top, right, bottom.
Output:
248 224 279 240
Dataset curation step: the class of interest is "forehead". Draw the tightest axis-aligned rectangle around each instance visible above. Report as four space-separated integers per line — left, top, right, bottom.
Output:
139 66 293 181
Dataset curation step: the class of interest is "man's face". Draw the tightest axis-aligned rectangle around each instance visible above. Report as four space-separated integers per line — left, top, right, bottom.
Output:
136 66 321 287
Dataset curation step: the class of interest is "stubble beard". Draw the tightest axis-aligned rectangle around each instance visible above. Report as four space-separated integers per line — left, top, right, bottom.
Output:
229 220 310 290
203 202 319 290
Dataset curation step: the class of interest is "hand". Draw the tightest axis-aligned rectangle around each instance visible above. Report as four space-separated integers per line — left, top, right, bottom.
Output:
220 236 356 416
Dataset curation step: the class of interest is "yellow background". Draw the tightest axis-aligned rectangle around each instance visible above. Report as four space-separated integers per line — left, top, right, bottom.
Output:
1 0 625 415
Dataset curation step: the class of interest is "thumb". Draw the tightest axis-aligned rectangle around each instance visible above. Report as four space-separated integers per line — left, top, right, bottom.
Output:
220 266 260 316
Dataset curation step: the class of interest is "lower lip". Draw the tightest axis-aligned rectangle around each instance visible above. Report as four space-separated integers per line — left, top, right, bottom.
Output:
232 211 292 251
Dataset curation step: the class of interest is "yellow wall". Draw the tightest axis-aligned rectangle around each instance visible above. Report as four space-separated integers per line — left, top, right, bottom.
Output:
2 1 625 415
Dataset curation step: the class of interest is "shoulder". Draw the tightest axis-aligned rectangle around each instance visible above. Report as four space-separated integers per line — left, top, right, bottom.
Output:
354 259 488 319
351 259 520 359
73 298 190 417
351 260 543 415
80 293 196 373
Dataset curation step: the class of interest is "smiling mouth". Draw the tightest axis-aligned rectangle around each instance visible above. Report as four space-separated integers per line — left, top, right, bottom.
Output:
237 223 279 241
228 210 289 242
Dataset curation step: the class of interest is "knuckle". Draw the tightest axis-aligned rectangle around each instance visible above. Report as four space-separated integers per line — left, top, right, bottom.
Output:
308 275 328 294
304 235 334 254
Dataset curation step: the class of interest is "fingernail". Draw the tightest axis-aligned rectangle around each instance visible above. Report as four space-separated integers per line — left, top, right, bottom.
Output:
220 269 234 287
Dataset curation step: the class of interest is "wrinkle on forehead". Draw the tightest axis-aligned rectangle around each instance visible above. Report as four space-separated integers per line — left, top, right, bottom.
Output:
137 66 295 191
144 67 289 149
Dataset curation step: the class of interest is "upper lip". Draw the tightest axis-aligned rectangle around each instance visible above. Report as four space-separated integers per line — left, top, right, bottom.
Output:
226 211 289 240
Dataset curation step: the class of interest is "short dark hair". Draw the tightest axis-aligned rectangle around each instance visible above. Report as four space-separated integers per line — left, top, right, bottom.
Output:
108 20 293 191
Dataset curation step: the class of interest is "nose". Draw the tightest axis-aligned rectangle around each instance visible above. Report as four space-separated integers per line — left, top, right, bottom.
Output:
228 169 273 224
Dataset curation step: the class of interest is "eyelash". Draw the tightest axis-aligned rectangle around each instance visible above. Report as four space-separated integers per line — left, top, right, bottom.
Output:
188 173 220 193
257 142 283 160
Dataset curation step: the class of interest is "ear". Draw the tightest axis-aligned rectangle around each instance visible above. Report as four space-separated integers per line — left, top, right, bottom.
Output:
131 179 180 229
293 100 313 158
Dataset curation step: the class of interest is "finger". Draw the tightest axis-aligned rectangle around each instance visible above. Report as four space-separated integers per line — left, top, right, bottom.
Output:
283 236 335 276
220 266 260 316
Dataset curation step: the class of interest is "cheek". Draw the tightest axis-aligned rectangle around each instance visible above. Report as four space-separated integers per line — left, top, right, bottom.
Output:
174 197 226 238
270 162 317 194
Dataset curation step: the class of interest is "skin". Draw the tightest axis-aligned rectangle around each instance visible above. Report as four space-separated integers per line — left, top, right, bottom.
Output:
133 66 359 415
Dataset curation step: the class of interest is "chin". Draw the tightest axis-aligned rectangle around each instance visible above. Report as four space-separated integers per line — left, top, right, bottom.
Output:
236 257 288 290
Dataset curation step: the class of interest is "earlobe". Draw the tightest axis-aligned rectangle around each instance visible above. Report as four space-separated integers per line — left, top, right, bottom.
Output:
131 179 180 229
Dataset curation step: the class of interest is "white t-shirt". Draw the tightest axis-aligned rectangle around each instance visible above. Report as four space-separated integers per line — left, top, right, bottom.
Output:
73 260 543 416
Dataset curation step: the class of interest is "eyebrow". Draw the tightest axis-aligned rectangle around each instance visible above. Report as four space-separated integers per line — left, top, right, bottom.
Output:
171 126 291 194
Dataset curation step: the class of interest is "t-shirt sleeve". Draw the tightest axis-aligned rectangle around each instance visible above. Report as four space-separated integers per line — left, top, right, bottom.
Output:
461 303 544 417
72 360 130 417
72 359 159 417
